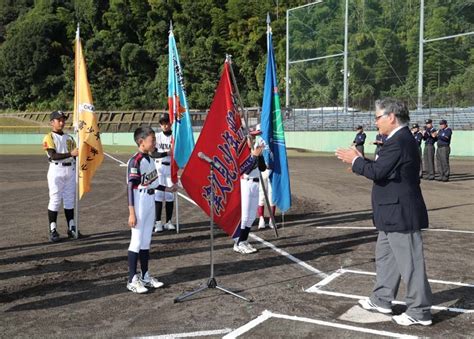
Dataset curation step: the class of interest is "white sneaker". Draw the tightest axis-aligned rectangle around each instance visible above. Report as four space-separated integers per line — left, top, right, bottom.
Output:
233 242 253 254
240 241 258 253
258 217 266 229
392 313 432 326
127 274 148 294
140 272 164 289
268 219 275 229
358 298 392 314
154 221 163 233
163 221 175 230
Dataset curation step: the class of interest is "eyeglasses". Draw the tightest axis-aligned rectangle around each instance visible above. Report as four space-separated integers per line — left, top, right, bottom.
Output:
375 114 387 121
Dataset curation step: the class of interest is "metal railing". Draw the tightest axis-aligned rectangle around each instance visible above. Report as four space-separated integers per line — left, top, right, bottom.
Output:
283 107 474 131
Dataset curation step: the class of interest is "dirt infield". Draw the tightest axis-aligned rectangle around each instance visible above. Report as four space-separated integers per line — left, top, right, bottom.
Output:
0 153 473 338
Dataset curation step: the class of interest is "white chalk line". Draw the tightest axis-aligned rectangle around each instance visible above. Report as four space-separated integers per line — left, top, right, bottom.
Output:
106 157 472 235
306 269 474 314
315 226 474 234
137 328 232 339
341 269 474 288
224 310 418 339
223 310 273 338
250 233 327 278
424 228 474 234
174 192 328 278
104 151 128 166
107 157 471 235
177 192 199 207
104 153 198 207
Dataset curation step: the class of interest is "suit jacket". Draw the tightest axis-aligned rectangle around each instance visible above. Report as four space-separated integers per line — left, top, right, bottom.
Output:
352 126 429 232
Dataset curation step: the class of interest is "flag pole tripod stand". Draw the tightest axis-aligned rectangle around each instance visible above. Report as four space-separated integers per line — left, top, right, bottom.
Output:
174 162 251 303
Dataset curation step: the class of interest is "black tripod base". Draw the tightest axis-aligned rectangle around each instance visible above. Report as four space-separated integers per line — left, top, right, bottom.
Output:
174 278 252 303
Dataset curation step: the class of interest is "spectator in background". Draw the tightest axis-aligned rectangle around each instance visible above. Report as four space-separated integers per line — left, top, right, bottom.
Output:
433 119 452 182
353 125 366 157
422 119 437 180
373 127 386 158
411 123 423 178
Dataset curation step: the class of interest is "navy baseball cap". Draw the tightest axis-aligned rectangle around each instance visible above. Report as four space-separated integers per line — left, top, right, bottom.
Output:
159 115 170 124
439 119 447 125
412 123 419 128
50 110 67 121
425 119 432 124
356 125 363 130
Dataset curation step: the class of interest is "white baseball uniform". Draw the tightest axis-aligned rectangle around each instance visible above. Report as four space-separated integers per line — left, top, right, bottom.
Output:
255 136 274 207
43 131 76 211
240 139 266 230
127 152 160 253
154 131 174 202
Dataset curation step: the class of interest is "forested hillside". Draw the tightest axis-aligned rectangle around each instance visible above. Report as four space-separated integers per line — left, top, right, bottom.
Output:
0 0 472 111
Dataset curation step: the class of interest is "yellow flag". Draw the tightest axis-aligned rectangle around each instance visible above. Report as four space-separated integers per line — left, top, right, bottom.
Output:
73 27 104 198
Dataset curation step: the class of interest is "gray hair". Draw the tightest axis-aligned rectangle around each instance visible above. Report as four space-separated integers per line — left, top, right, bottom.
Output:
375 98 410 125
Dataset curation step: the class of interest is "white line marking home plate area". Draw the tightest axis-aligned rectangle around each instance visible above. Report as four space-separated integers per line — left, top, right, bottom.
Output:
223 310 419 339
306 268 474 314
137 328 233 339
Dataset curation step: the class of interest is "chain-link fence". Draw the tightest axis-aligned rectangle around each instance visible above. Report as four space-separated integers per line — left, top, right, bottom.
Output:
282 106 474 131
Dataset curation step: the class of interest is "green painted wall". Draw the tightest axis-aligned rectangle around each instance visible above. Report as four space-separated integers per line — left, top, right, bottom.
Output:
284 131 474 157
1 131 473 156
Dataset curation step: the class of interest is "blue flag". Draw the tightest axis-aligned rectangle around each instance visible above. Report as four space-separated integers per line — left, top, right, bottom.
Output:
168 27 194 169
260 22 292 212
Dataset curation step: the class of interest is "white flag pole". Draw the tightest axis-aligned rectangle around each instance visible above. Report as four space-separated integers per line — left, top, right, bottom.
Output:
73 23 80 240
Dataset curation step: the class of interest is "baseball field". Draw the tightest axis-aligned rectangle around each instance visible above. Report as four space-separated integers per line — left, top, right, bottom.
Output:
0 148 473 338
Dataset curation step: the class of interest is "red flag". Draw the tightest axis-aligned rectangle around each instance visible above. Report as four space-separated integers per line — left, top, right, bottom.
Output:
181 61 251 237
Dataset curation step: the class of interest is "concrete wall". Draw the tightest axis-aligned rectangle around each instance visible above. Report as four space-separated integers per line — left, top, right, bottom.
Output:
284 131 474 157
1 131 473 157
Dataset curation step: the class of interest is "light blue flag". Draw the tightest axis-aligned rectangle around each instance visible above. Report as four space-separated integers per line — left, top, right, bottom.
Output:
168 26 194 169
260 19 292 212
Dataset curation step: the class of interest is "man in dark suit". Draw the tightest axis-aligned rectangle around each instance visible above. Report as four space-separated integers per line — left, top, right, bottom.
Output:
336 98 432 326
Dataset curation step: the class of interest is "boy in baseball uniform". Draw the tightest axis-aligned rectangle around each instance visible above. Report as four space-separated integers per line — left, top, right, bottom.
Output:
152 116 176 232
43 111 79 242
233 127 265 254
126 126 177 293
254 124 276 229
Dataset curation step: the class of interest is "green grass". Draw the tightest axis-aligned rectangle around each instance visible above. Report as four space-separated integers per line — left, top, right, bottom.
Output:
0 144 472 161
0 144 137 155
0 145 45 155
0 117 49 133
0 145 327 156
0 117 42 126
102 145 138 154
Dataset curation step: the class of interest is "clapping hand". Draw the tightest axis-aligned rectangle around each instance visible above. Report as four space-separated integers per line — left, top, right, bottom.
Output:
335 146 362 165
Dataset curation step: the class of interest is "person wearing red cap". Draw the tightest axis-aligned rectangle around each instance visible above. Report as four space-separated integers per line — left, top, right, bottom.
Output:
432 120 452 182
